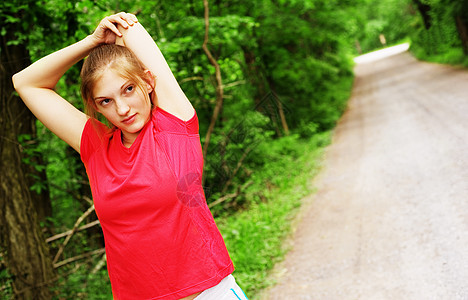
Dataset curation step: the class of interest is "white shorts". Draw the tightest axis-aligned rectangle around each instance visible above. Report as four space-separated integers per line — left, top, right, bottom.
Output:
194 275 248 300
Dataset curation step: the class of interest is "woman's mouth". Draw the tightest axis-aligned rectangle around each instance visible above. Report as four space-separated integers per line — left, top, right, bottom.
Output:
122 114 136 125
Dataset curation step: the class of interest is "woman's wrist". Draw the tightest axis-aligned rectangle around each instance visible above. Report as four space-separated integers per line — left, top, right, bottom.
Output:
82 34 101 50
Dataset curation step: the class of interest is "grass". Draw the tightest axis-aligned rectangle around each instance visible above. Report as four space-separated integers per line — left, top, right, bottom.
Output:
216 131 331 299
410 45 468 68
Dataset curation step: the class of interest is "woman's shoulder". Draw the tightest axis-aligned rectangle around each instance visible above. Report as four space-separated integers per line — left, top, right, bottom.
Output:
80 118 112 162
153 107 198 135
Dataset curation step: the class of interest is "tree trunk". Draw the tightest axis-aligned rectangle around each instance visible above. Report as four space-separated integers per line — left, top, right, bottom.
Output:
0 28 56 300
242 45 267 109
455 15 468 55
412 0 432 29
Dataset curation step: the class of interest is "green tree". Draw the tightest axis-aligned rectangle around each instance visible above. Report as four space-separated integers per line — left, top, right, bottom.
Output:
452 0 468 54
407 0 468 62
0 1 56 298
352 0 413 53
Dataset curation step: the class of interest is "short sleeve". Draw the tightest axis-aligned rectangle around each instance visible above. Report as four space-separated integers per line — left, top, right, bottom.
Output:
153 107 198 134
80 118 109 164
152 107 204 182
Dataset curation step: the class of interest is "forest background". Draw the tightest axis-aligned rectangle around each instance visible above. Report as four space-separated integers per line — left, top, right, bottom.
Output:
1 0 468 299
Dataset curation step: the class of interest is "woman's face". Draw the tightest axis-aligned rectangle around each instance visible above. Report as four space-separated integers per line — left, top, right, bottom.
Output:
93 69 153 146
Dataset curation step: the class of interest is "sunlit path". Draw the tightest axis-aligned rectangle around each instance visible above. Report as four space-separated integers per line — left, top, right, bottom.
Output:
262 50 468 299
353 43 410 64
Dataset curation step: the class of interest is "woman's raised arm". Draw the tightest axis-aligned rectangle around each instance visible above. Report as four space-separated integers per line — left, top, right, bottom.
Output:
12 37 95 153
115 14 195 121
12 14 135 152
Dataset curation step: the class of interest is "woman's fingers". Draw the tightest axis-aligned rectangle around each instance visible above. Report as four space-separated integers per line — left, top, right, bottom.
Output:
108 12 138 29
91 12 138 45
103 18 122 37
118 12 138 25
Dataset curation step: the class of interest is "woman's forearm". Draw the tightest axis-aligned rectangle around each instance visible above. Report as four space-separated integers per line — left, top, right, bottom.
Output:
12 36 98 91
117 23 174 82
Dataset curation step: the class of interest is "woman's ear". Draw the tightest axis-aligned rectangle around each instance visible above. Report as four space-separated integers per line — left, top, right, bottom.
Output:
144 70 155 93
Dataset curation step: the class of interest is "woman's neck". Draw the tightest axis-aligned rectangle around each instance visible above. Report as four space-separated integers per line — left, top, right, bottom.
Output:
121 131 138 148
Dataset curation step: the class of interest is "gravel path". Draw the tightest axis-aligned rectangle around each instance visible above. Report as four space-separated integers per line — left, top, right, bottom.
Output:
261 51 468 300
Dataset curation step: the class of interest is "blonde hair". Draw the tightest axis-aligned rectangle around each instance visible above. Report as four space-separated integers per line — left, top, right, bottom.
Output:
80 44 156 125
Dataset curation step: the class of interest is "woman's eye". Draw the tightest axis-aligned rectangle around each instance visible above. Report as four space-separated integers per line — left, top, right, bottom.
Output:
100 99 111 106
126 85 134 93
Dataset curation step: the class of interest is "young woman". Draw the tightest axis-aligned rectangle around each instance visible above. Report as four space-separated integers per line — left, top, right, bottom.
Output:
13 12 248 300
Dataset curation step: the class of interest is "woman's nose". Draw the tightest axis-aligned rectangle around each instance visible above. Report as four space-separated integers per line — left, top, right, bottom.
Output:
116 99 130 116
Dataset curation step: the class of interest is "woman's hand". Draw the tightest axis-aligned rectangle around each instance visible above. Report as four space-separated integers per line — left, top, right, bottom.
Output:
89 12 139 46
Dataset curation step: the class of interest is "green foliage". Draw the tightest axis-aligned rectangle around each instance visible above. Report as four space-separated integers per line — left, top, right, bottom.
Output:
53 266 112 299
353 0 414 53
0 262 13 299
409 1 457 53
203 110 276 212
354 0 468 67
407 0 468 66
245 0 356 131
36 123 85 228
17 134 48 194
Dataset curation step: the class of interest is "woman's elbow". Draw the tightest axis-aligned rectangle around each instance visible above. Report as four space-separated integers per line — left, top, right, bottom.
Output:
12 71 30 93
12 72 23 91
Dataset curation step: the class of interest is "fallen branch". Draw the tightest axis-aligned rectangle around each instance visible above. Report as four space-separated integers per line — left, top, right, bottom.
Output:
82 195 93 205
221 146 254 194
54 248 106 269
46 219 100 243
222 80 246 89
208 193 238 208
209 180 253 208
91 253 107 275
53 204 96 264
179 76 204 84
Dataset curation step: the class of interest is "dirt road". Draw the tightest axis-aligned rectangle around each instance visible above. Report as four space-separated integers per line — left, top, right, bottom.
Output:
262 51 468 299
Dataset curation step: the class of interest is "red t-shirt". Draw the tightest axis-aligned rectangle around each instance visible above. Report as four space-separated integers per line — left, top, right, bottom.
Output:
80 107 234 299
